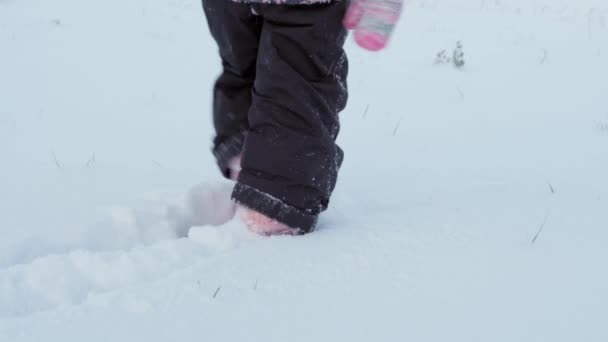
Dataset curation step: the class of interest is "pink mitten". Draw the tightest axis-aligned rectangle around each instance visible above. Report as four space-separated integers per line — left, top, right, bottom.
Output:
344 0 403 51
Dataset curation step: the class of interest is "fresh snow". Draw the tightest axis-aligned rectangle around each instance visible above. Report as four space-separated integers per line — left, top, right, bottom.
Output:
1 0 608 341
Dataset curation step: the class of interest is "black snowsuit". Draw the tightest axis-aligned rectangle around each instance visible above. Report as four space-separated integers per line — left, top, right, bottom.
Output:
202 0 349 233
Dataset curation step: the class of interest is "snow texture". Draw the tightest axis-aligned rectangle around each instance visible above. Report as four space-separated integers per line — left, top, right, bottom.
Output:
1 0 608 341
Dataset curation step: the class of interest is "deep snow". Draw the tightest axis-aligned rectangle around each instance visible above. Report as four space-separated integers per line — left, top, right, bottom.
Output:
1 0 608 341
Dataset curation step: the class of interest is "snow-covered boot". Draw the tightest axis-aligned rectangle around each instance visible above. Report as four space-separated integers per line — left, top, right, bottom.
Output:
228 155 299 236
237 205 299 236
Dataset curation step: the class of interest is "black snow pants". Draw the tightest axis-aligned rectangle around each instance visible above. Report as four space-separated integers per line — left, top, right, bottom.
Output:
202 0 349 233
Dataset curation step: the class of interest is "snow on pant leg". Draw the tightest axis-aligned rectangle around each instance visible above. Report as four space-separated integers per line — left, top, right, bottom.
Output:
202 0 262 178
232 2 350 233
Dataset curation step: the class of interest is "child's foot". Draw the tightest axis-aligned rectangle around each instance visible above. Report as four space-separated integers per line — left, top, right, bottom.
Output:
237 205 299 236
229 156 299 236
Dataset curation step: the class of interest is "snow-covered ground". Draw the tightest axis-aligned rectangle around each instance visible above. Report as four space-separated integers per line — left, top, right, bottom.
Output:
1 0 607 340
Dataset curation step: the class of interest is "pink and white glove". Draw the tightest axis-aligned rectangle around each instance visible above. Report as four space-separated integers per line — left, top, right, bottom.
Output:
344 0 403 51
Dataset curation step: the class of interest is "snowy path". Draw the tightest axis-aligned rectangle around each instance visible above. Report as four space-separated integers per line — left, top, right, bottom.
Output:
1 0 608 341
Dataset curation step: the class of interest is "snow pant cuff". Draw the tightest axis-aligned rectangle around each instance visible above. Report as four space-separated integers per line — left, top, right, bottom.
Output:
213 132 246 179
231 183 318 234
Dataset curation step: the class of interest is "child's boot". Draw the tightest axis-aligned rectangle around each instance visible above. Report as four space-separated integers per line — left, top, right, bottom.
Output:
237 205 299 236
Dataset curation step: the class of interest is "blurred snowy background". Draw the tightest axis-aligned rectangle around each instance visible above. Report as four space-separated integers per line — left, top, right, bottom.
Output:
1 0 607 340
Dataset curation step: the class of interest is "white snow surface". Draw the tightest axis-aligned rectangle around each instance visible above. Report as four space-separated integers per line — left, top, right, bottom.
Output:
1 0 608 340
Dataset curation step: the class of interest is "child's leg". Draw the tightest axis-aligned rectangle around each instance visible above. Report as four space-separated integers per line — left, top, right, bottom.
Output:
233 2 350 234
202 0 262 179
